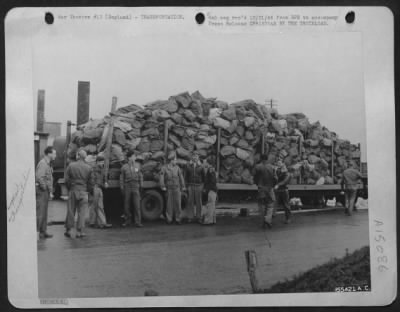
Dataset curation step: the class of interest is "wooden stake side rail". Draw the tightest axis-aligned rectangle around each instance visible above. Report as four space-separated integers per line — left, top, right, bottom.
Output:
216 128 221 182
331 141 335 179
163 120 168 164
104 97 118 185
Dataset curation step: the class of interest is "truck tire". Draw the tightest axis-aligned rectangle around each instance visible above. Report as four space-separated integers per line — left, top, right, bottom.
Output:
141 190 164 221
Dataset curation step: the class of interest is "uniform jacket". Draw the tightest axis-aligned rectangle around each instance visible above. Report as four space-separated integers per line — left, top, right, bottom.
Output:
184 162 205 185
35 157 53 193
86 160 104 187
120 162 143 191
252 162 276 188
160 164 185 190
341 168 362 189
93 165 105 187
65 159 94 192
275 166 291 190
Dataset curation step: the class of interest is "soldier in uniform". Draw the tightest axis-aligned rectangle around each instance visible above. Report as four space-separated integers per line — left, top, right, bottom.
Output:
252 154 276 228
184 152 205 223
35 146 57 239
274 159 292 224
120 151 144 227
341 162 363 216
64 149 94 238
87 155 112 229
160 153 186 224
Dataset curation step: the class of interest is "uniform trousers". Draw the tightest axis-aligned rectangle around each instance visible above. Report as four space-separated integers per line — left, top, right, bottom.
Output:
186 184 203 220
345 187 358 215
123 186 141 225
89 185 108 226
275 188 292 220
166 187 182 223
66 189 88 232
257 186 275 224
202 190 217 224
36 189 49 233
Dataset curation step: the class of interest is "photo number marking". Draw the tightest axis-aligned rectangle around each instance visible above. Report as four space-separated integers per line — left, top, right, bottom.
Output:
374 220 388 272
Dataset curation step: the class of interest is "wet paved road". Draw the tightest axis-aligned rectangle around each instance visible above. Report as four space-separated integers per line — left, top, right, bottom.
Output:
38 210 369 298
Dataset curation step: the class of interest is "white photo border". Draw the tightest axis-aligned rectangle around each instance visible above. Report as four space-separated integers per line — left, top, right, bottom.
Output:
5 6 396 308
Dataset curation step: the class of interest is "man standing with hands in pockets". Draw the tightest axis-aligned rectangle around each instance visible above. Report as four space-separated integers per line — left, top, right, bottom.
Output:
35 146 57 240
184 152 205 223
120 151 144 227
160 153 186 225
274 159 292 224
252 154 276 228
341 162 363 216
64 149 94 238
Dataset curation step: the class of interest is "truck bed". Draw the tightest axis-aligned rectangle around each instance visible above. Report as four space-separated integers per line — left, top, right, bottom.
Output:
106 180 362 191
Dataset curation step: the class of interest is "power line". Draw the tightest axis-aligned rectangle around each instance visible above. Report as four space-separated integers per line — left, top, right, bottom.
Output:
264 98 278 109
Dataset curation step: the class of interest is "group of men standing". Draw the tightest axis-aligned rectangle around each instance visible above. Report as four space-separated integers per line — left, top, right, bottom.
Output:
35 146 219 240
252 155 364 228
35 144 363 239
118 150 218 227
35 147 111 240
159 152 218 225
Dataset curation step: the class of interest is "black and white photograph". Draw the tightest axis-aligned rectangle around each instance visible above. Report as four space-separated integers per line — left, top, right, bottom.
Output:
5 6 396 308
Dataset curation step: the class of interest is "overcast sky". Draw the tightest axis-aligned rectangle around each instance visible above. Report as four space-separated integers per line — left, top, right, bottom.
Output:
31 22 366 158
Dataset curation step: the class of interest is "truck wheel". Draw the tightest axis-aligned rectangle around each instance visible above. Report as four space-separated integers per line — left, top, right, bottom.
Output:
141 190 164 221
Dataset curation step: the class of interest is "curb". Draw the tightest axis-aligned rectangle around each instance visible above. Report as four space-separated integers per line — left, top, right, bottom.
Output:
216 206 368 217
47 204 368 225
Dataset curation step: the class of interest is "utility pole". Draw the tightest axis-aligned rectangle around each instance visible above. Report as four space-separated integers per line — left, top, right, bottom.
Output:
104 97 118 186
261 98 277 157
265 98 278 109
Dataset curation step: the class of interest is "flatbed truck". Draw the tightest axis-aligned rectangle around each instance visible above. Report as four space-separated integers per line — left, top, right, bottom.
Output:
54 102 367 221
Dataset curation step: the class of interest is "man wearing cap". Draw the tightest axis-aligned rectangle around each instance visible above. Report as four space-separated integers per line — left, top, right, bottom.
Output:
35 146 57 239
120 151 144 227
252 154 276 228
86 155 112 229
160 153 186 224
274 159 292 224
341 162 363 216
184 152 205 223
64 149 94 238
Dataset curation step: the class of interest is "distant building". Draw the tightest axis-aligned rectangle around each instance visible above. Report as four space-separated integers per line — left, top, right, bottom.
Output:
44 121 61 137
43 121 62 145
